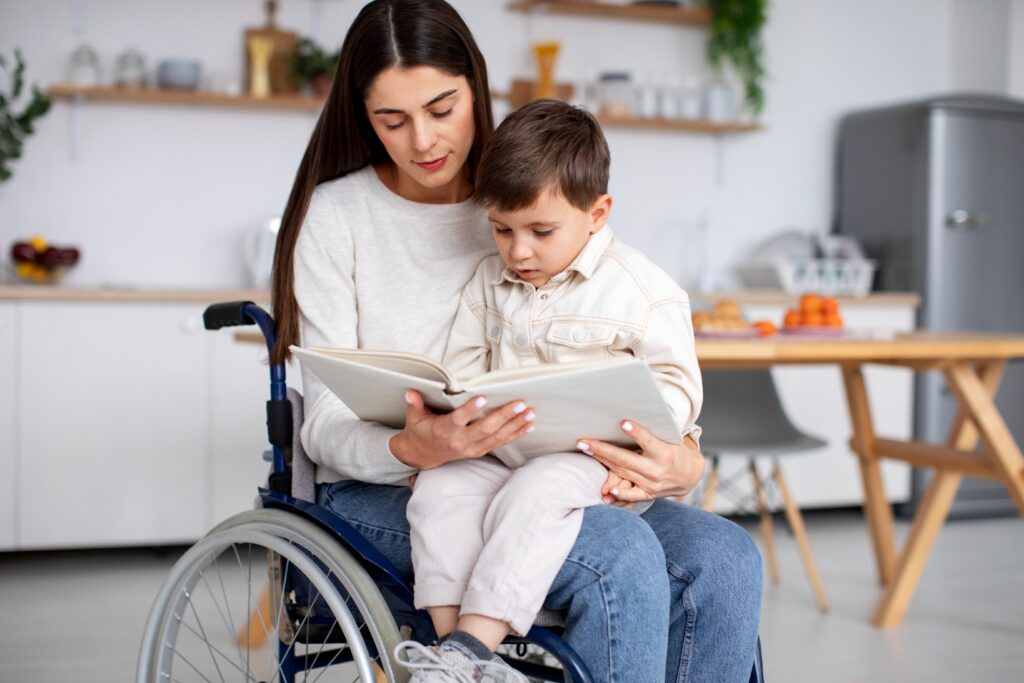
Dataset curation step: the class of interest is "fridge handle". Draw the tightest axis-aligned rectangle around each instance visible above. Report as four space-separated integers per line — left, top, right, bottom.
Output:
945 210 990 231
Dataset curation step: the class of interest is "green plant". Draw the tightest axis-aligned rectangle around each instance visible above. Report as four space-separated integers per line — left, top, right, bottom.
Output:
704 0 768 116
290 37 339 87
0 49 51 183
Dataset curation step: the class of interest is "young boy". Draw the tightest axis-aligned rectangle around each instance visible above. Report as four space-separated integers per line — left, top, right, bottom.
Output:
394 100 702 682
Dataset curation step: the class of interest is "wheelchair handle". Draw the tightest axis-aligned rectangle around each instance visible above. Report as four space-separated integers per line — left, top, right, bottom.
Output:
204 301 289 475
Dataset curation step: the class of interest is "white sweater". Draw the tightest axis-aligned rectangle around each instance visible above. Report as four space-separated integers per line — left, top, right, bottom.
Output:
294 165 496 484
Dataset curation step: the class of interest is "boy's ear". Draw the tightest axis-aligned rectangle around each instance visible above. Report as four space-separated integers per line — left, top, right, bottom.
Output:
588 194 613 234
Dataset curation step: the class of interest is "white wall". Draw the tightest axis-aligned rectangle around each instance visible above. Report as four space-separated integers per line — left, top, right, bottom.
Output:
1010 0 1024 97
949 0 1010 92
0 0 1016 289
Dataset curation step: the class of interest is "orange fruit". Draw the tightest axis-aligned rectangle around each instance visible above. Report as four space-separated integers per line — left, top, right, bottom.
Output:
754 320 777 336
783 309 802 328
822 296 840 315
799 293 823 315
802 313 825 327
824 313 844 328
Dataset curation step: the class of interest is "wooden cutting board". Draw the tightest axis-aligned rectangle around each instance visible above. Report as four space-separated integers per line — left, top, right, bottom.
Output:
243 0 299 95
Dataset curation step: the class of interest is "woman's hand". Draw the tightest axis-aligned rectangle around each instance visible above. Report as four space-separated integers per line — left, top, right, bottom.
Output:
580 422 704 503
389 390 535 470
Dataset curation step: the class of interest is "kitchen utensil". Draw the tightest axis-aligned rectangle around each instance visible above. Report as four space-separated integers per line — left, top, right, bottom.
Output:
243 0 299 95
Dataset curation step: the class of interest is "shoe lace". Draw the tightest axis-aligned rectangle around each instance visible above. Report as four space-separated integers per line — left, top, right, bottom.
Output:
469 657 530 683
392 640 479 683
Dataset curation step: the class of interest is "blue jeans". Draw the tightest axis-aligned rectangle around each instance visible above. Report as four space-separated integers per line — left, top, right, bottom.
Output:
318 481 762 683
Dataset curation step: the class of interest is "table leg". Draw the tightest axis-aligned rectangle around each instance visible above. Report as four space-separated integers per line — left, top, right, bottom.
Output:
946 361 1024 513
872 360 1012 627
873 470 962 627
841 365 897 586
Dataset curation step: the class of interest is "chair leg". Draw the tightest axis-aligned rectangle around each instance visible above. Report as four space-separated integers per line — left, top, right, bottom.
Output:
237 584 273 649
749 459 780 585
701 456 720 511
773 462 830 612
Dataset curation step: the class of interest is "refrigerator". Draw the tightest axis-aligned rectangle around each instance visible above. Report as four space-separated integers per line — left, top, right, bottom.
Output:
835 94 1024 518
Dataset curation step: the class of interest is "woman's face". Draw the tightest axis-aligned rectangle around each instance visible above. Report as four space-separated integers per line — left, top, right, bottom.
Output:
364 66 476 203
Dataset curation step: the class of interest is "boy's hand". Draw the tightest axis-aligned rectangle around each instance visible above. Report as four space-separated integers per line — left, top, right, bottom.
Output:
600 470 643 508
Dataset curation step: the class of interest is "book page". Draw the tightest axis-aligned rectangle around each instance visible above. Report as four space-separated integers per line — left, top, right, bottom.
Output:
462 356 633 389
305 346 459 390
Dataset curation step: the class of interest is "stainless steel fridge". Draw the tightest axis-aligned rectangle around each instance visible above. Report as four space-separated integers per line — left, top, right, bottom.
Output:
835 94 1024 517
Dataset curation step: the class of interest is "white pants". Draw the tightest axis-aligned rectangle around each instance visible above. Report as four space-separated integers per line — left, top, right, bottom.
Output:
407 453 608 636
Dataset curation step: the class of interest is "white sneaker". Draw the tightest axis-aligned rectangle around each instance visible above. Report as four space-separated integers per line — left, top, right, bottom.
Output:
393 640 529 683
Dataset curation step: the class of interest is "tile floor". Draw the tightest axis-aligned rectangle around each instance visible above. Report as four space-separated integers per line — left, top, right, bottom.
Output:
1 509 1021 682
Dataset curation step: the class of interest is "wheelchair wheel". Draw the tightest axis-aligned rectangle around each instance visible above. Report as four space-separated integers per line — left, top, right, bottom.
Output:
137 508 409 683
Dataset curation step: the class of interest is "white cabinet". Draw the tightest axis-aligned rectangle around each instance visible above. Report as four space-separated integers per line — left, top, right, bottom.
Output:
6 299 283 550
17 303 210 548
0 303 17 549
698 301 916 512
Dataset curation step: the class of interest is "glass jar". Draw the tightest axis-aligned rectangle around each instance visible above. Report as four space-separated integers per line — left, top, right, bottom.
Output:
67 44 101 87
598 72 633 119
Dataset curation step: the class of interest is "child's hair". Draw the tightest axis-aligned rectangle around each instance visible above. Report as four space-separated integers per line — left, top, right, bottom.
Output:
474 99 610 212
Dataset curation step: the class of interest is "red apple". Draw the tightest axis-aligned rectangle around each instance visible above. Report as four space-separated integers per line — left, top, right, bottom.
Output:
39 246 63 269
59 247 81 265
10 242 36 263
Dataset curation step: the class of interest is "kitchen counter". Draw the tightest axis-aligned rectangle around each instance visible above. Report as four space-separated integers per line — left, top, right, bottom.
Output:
0 285 920 308
692 291 920 308
0 285 269 303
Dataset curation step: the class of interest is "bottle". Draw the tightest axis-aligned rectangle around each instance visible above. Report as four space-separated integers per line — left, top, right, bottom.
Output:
658 73 682 119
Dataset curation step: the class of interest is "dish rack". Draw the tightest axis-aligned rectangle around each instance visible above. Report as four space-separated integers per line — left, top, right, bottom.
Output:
738 258 877 296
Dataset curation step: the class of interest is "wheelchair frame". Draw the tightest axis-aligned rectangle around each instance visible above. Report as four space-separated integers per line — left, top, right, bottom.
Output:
137 300 764 683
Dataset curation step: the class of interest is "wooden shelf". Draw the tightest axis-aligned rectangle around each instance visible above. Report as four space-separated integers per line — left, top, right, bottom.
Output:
47 84 325 112
598 114 759 134
507 1 712 26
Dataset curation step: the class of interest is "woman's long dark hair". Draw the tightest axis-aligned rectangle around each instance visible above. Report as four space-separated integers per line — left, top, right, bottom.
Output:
270 0 493 364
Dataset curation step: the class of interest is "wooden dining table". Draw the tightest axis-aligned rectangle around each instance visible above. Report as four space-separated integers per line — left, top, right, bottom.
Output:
696 330 1024 627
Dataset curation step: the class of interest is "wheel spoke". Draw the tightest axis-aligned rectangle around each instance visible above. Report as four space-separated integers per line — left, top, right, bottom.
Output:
174 613 259 682
172 646 217 683
183 587 228 683
213 553 246 670
198 566 245 672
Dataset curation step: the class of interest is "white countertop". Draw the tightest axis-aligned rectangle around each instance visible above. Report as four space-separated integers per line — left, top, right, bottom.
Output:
0 285 920 308
0 285 269 303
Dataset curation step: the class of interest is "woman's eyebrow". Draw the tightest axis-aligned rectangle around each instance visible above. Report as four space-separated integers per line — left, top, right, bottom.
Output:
372 89 458 115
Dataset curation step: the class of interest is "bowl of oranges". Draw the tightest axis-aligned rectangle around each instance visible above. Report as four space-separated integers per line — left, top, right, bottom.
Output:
782 294 845 335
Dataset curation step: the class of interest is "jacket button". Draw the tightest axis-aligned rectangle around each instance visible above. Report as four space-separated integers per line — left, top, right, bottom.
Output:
572 330 585 342
515 334 527 346
490 326 500 338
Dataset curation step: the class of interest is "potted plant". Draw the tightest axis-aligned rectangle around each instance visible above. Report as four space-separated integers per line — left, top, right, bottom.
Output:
290 38 339 96
703 0 768 117
1 49 51 183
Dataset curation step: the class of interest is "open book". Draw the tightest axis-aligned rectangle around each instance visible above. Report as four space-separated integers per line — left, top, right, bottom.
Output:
291 346 681 466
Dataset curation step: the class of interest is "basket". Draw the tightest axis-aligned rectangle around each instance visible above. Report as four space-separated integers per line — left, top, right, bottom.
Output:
738 258 877 296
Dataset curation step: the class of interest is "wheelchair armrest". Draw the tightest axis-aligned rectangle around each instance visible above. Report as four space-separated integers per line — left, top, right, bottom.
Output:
203 300 257 330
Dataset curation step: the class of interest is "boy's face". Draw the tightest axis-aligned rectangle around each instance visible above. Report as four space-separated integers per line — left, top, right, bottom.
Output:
488 187 612 288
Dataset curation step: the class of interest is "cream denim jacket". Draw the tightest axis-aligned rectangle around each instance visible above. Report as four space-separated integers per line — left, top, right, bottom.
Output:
444 227 702 440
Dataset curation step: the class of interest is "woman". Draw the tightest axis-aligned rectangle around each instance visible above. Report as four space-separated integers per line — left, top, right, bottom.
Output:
270 1 762 681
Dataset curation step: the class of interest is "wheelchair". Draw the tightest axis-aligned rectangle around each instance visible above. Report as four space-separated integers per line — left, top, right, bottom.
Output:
136 301 765 683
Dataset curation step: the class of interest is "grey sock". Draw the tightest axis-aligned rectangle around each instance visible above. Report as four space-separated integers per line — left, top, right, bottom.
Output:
440 629 494 662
